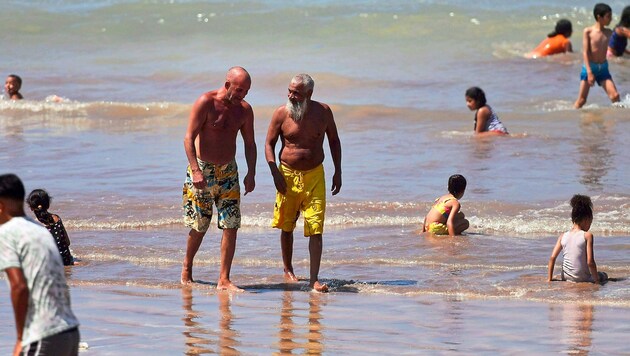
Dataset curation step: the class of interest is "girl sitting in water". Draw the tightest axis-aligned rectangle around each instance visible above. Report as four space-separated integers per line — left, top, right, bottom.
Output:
607 6 630 57
547 195 607 284
422 174 470 236
527 19 573 58
27 189 75 266
465 87 509 136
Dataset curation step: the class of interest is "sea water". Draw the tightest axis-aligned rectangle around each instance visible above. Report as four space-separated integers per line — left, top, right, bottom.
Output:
1 1 629 354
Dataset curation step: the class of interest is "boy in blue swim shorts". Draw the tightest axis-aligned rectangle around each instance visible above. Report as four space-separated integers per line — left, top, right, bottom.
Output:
575 3 620 108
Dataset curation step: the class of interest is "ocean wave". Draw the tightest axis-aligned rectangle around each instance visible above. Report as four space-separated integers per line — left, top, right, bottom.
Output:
63 199 630 235
0 99 189 118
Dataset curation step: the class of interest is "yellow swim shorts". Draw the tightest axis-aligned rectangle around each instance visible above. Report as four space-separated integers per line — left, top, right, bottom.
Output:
272 163 326 236
427 222 448 235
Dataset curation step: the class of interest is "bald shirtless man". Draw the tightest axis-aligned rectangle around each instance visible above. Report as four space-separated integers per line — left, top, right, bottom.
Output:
181 66 256 291
265 74 342 293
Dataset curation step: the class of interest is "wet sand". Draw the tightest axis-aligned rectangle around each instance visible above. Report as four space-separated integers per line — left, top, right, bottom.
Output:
2 282 628 355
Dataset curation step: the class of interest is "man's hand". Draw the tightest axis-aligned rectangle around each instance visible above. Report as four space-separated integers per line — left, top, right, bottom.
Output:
331 171 342 195
243 173 255 195
191 170 206 190
272 172 287 195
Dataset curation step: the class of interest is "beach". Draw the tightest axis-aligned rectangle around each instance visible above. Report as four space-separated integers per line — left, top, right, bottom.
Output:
1 1 630 354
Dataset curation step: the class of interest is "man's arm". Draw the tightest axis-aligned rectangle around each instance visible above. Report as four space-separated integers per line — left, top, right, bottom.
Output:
265 108 287 194
184 94 210 189
324 105 342 195
240 104 257 195
6 268 28 346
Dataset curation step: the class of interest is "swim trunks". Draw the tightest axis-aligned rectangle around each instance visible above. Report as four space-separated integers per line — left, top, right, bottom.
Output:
272 163 326 236
426 222 448 235
580 61 612 86
182 159 240 232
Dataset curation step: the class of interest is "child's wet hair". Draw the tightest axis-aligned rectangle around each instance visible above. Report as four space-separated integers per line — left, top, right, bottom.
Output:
593 3 612 20
8 74 22 87
465 87 486 107
549 19 572 38
570 194 593 223
0 174 25 201
448 174 467 195
27 189 51 212
618 6 630 27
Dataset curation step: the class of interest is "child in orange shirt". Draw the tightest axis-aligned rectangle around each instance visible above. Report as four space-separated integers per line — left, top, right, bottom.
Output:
527 19 573 58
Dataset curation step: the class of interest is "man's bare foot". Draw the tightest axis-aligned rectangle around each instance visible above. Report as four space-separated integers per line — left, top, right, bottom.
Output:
181 266 194 285
217 280 244 292
284 270 299 282
310 281 329 293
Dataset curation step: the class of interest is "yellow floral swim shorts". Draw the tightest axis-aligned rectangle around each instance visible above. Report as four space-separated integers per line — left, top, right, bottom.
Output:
182 159 240 232
272 163 326 237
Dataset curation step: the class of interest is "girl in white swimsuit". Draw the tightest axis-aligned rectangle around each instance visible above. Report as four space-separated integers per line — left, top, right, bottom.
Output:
547 195 607 284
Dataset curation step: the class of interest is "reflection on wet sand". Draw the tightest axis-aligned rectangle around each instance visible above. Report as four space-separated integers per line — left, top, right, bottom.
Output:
440 297 464 348
549 302 594 356
181 286 213 355
217 291 240 355
577 112 614 191
276 291 324 355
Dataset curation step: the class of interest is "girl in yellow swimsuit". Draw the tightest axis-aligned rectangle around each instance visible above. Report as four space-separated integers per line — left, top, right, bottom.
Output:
422 174 470 236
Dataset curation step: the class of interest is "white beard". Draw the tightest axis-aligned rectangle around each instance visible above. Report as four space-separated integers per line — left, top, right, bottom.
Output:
286 99 308 122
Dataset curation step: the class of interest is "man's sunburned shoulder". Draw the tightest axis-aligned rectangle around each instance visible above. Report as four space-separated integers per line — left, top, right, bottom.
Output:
195 91 218 108
311 100 330 110
239 99 253 112
272 105 290 118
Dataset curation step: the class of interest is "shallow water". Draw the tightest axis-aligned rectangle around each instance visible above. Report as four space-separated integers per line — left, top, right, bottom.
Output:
1 0 630 354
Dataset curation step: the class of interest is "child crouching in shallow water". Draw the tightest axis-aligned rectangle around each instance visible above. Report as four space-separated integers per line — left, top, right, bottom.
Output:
27 189 75 266
422 174 470 236
548 195 607 284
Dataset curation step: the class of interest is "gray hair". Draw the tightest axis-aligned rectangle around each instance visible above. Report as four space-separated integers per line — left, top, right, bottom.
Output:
292 73 314 92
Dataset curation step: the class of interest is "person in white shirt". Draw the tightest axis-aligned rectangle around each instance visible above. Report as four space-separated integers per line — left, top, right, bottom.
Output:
0 174 80 356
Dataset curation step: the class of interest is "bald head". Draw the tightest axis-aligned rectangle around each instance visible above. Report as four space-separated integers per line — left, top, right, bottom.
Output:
226 66 251 85
223 66 251 104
